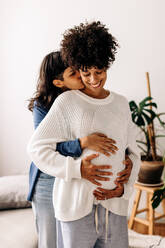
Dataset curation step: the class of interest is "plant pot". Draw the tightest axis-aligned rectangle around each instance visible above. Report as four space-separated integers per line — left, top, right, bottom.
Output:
138 160 165 184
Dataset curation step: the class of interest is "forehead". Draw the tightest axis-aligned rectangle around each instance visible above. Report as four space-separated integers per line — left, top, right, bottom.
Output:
63 67 77 78
64 67 75 74
81 67 104 72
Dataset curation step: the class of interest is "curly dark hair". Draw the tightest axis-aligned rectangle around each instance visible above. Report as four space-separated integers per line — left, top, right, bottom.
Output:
28 51 68 111
61 21 119 70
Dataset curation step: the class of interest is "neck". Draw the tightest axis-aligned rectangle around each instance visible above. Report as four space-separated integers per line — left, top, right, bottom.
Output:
81 88 110 99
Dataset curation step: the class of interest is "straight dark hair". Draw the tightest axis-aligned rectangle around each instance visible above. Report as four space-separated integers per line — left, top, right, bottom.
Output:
28 51 67 111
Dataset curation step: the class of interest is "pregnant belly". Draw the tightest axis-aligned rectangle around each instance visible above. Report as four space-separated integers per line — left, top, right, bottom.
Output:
81 148 125 190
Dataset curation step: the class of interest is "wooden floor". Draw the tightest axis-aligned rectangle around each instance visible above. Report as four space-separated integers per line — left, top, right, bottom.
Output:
130 221 165 237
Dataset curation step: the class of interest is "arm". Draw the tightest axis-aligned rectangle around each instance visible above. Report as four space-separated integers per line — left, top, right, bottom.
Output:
30 102 116 184
115 154 133 184
33 103 82 157
27 99 82 181
33 104 117 158
119 104 140 200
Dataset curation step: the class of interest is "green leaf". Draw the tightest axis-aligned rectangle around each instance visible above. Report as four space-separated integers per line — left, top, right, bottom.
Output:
151 187 165 209
139 97 153 107
152 196 161 209
143 109 156 121
141 111 153 125
129 101 138 111
136 115 145 126
142 102 157 108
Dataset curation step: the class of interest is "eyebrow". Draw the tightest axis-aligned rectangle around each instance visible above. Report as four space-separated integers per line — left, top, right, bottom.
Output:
81 67 103 72
68 68 75 74
68 70 76 77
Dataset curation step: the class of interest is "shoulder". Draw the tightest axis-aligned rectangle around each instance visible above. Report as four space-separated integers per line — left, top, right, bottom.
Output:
112 91 129 106
32 101 49 128
33 101 48 115
111 91 131 118
51 90 78 108
56 90 76 101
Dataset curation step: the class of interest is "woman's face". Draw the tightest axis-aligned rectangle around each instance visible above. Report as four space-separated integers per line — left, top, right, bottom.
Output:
80 67 107 98
62 67 84 90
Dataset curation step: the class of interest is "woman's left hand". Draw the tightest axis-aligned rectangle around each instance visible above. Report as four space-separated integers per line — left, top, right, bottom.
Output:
115 155 133 184
93 155 133 200
93 183 124 200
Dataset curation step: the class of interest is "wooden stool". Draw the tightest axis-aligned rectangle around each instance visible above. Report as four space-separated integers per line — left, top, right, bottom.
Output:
128 183 165 235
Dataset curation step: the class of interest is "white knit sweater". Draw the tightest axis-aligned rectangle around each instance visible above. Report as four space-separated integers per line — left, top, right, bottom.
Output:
27 90 140 221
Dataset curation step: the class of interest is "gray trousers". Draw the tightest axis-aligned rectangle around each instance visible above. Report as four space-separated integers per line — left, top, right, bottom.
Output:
57 204 128 248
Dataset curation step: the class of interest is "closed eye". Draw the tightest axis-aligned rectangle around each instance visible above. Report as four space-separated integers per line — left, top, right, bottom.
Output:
69 71 76 76
96 71 103 74
82 73 90 77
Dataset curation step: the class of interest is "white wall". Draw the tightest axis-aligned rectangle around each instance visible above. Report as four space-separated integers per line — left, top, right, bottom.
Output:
1 0 165 177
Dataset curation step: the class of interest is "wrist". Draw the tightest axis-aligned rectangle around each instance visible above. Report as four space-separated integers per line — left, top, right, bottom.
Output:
79 136 88 149
119 186 124 197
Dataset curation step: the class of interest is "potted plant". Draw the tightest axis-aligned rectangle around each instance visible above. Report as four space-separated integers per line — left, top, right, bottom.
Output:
129 72 165 185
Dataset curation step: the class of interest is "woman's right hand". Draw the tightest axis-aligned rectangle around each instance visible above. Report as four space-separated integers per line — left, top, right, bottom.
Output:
81 153 112 186
79 132 118 157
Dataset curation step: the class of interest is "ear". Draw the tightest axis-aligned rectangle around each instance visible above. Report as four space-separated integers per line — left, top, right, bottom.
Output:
53 79 64 88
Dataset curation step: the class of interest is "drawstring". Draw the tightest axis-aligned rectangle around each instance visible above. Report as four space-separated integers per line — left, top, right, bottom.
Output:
95 205 99 234
94 205 109 243
105 208 109 243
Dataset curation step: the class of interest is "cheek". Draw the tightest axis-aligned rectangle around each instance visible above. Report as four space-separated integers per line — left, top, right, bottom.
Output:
65 79 76 89
80 74 87 82
72 78 84 88
101 74 107 82
81 76 89 84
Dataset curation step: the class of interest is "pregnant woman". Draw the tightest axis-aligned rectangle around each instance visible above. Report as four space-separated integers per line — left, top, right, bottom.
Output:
27 50 133 248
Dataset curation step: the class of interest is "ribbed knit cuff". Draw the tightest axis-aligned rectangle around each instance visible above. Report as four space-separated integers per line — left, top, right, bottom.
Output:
71 158 82 179
66 157 82 181
122 184 134 200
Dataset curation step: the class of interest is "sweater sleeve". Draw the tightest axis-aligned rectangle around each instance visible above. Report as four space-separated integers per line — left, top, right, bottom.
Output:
27 99 82 181
121 103 141 200
33 103 82 157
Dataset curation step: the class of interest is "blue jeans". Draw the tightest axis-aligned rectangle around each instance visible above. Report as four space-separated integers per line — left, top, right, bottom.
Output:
32 172 58 248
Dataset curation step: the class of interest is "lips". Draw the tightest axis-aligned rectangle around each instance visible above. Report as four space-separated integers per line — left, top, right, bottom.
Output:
90 81 101 88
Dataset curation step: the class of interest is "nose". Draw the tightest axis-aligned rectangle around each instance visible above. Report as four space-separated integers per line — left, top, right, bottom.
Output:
90 73 98 83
